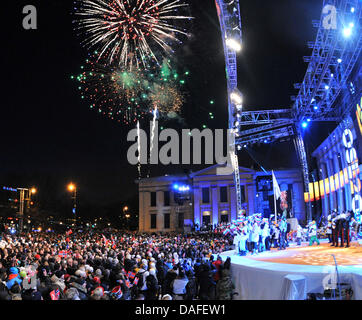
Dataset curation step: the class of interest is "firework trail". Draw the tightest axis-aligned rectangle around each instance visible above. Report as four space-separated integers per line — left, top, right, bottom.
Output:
150 105 158 159
137 120 142 179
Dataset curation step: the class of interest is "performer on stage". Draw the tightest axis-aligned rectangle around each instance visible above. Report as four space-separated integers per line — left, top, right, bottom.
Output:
344 211 353 248
262 219 270 251
278 217 287 250
308 221 320 246
251 222 260 255
296 224 303 246
336 211 346 247
233 229 242 255
272 222 280 248
331 210 338 247
239 222 249 256
327 213 333 243
350 216 360 241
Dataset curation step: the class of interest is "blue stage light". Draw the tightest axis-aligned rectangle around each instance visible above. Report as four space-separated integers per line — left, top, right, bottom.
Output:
314 105 318 110
343 27 352 38
302 121 308 128
337 58 342 63
307 118 311 122
173 184 179 190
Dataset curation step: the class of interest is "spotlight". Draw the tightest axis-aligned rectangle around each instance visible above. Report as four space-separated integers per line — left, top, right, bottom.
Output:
337 58 342 63
226 38 242 52
325 85 330 90
307 118 311 122
351 7 355 13
230 91 243 105
301 121 308 128
343 27 352 38
314 105 318 110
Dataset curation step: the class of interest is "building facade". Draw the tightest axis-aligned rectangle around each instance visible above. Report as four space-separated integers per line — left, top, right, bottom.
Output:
137 165 306 232
312 113 362 220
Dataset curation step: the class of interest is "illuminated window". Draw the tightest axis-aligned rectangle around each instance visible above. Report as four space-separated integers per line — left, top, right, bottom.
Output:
314 182 320 201
220 210 229 223
330 175 335 193
325 178 330 194
339 171 345 188
334 173 340 190
309 182 314 202
319 180 325 198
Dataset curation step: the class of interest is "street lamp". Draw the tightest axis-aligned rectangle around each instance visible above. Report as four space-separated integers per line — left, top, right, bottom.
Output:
122 206 129 229
67 183 77 218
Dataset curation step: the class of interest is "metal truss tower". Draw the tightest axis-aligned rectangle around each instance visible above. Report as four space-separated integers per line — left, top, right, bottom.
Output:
215 0 244 217
226 0 361 222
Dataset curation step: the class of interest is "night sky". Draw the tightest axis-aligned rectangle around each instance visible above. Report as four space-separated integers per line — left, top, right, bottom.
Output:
0 0 336 217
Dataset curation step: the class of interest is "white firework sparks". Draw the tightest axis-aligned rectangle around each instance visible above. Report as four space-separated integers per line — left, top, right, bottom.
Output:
74 0 192 69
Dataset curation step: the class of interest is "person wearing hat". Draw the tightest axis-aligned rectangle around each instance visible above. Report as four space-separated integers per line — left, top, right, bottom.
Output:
308 221 320 246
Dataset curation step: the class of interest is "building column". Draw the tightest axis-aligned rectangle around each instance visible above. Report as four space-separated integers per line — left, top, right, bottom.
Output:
246 183 255 215
332 148 344 212
156 191 163 232
326 158 336 211
211 186 218 226
193 187 201 227
320 161 329 216
339 140 352 211
229 185 237 221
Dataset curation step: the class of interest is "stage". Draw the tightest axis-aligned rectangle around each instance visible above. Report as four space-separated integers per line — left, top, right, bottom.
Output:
219 240 362 300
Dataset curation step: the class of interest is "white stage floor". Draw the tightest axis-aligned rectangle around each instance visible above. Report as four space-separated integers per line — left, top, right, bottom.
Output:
218 242 362 300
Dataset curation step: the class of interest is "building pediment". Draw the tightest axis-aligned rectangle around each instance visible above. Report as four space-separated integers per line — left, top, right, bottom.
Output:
190 164 256 178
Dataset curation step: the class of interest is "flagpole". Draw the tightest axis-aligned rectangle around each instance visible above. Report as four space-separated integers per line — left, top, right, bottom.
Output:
273 170 277 223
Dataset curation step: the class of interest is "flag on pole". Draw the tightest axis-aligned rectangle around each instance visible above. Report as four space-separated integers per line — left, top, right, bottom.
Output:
272 171 281 200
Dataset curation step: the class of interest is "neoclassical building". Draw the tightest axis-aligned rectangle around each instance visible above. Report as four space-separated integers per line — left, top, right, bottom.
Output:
137 165 305 232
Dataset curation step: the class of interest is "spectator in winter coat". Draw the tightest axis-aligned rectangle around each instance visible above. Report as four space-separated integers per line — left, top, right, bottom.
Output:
185 270 197 300
216 266 235 300
198 264 216 300
145 274 159 300
6 267 22 290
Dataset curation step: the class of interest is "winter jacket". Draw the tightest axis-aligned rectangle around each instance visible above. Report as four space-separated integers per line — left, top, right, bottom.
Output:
216 269 235 300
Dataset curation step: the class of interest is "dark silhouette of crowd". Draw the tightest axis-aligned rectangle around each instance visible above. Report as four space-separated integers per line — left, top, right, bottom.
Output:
0 229 236 300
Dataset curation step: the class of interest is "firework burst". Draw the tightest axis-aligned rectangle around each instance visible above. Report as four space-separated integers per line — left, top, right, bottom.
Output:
72 58 188 124
74 0 192 70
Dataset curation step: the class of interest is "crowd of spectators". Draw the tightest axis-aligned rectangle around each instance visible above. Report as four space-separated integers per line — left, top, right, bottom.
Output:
0 228 236 300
